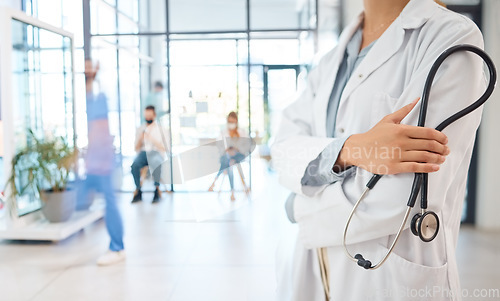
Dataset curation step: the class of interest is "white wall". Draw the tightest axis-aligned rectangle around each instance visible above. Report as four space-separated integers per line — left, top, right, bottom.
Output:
476 0 500 230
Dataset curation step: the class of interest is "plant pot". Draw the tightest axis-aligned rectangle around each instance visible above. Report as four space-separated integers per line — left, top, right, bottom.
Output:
40 189 76 223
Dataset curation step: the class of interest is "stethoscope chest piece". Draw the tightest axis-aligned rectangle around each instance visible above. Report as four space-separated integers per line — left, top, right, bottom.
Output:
411 211 440 243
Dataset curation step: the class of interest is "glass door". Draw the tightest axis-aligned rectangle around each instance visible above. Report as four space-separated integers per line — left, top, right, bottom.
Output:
262 65 300 149
169 38 250 192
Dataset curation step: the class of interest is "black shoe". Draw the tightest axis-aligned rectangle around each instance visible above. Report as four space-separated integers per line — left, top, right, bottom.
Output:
132 190 142 203
152 188 161 203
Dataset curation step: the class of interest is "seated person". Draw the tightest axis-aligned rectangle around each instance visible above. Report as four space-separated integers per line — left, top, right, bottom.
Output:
208 111 247 201
131 105 168 203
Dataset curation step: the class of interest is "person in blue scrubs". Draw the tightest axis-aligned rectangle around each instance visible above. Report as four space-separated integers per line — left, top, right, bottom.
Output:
77 60 125 266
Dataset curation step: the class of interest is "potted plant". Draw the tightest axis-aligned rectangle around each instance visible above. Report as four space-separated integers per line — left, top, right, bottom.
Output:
6 130 78 223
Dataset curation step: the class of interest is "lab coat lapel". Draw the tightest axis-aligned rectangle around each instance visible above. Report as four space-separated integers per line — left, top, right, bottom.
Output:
339 20 405 105
338 0 436 107
313 15 363 137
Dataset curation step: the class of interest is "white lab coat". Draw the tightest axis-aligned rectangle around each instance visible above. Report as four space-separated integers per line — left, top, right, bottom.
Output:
272 1 486 300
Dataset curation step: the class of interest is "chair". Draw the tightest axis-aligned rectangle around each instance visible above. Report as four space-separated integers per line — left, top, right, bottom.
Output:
217 163 250 195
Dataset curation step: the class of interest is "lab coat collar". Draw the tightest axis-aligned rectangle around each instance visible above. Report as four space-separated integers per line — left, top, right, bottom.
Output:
399 0 438 30
338 0 438 113
315 0 438 137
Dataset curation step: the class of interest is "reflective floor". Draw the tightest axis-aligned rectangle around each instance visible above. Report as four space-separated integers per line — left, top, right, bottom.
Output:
0 160 499 301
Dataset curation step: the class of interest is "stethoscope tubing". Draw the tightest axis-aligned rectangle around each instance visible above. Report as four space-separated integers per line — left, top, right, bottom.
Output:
343 188 413 270
343 44 497 269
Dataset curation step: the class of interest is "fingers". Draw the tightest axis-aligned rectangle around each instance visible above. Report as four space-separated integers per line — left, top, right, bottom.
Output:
403 125 448 145
394 162 440 174
385 98 419 123
401 151 447 164
404 138 450 156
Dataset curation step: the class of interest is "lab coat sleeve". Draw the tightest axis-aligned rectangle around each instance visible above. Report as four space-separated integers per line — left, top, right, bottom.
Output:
271 50 352 197
293 21 486 248
301 136 355 186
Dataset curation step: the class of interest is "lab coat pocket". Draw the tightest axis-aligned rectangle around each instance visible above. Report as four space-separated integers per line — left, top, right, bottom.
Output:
378 244 452 301
372 92 400 124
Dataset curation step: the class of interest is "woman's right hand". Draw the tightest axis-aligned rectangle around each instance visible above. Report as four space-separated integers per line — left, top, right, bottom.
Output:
335 98 450 175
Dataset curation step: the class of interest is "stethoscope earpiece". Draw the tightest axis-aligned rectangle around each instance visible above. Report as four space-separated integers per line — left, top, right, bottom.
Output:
355 254 372 269
342 44 497 270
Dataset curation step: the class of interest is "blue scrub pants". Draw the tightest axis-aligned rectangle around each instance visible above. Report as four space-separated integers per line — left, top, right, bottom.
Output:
131 151 162 189
77 174 124 252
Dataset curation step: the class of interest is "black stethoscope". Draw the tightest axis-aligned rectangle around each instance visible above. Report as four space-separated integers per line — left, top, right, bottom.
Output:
342 44 497 270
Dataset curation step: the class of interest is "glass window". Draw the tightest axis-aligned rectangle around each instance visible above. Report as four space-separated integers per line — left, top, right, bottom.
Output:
118 49 140 113
35 0 63 28
75 0 323 192
91 38 119 151
139 0 166 33
250 38 301 65
62 0 85 47
118 47 140 156
250 0 311 30
74 73 88 149
236 39 249 65
317 0 341 54
170 40 238 66
299 32 316 64
10 19 74 215
138 0 148 29
299 0 317 29
170 65 248 190
117 13 138 34
169 0 247 32
117 0 138 21
91 0 117 35
266 68 298 137
138 35 168 119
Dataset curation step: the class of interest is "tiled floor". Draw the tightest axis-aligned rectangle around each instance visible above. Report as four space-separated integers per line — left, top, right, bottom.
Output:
0 161 499 301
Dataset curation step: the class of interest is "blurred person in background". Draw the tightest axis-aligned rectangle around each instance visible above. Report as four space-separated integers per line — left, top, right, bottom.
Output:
208 111 247 201
131 105 168 203
77 59 125 266
142 81 168 120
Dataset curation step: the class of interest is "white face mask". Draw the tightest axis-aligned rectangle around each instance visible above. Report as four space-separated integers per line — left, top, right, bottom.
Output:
227 122 237 130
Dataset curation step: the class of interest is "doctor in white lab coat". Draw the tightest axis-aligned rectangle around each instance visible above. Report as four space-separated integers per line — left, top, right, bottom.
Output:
272 0 487 300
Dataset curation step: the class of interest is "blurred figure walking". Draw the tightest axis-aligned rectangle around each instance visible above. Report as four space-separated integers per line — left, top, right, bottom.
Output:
77 59 125 266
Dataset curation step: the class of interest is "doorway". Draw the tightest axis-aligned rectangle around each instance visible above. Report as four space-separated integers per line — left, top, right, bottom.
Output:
262 65 300 150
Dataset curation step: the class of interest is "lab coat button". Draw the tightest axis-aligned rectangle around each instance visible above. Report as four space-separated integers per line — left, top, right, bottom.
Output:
338 128 345 134
358 74 363 78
